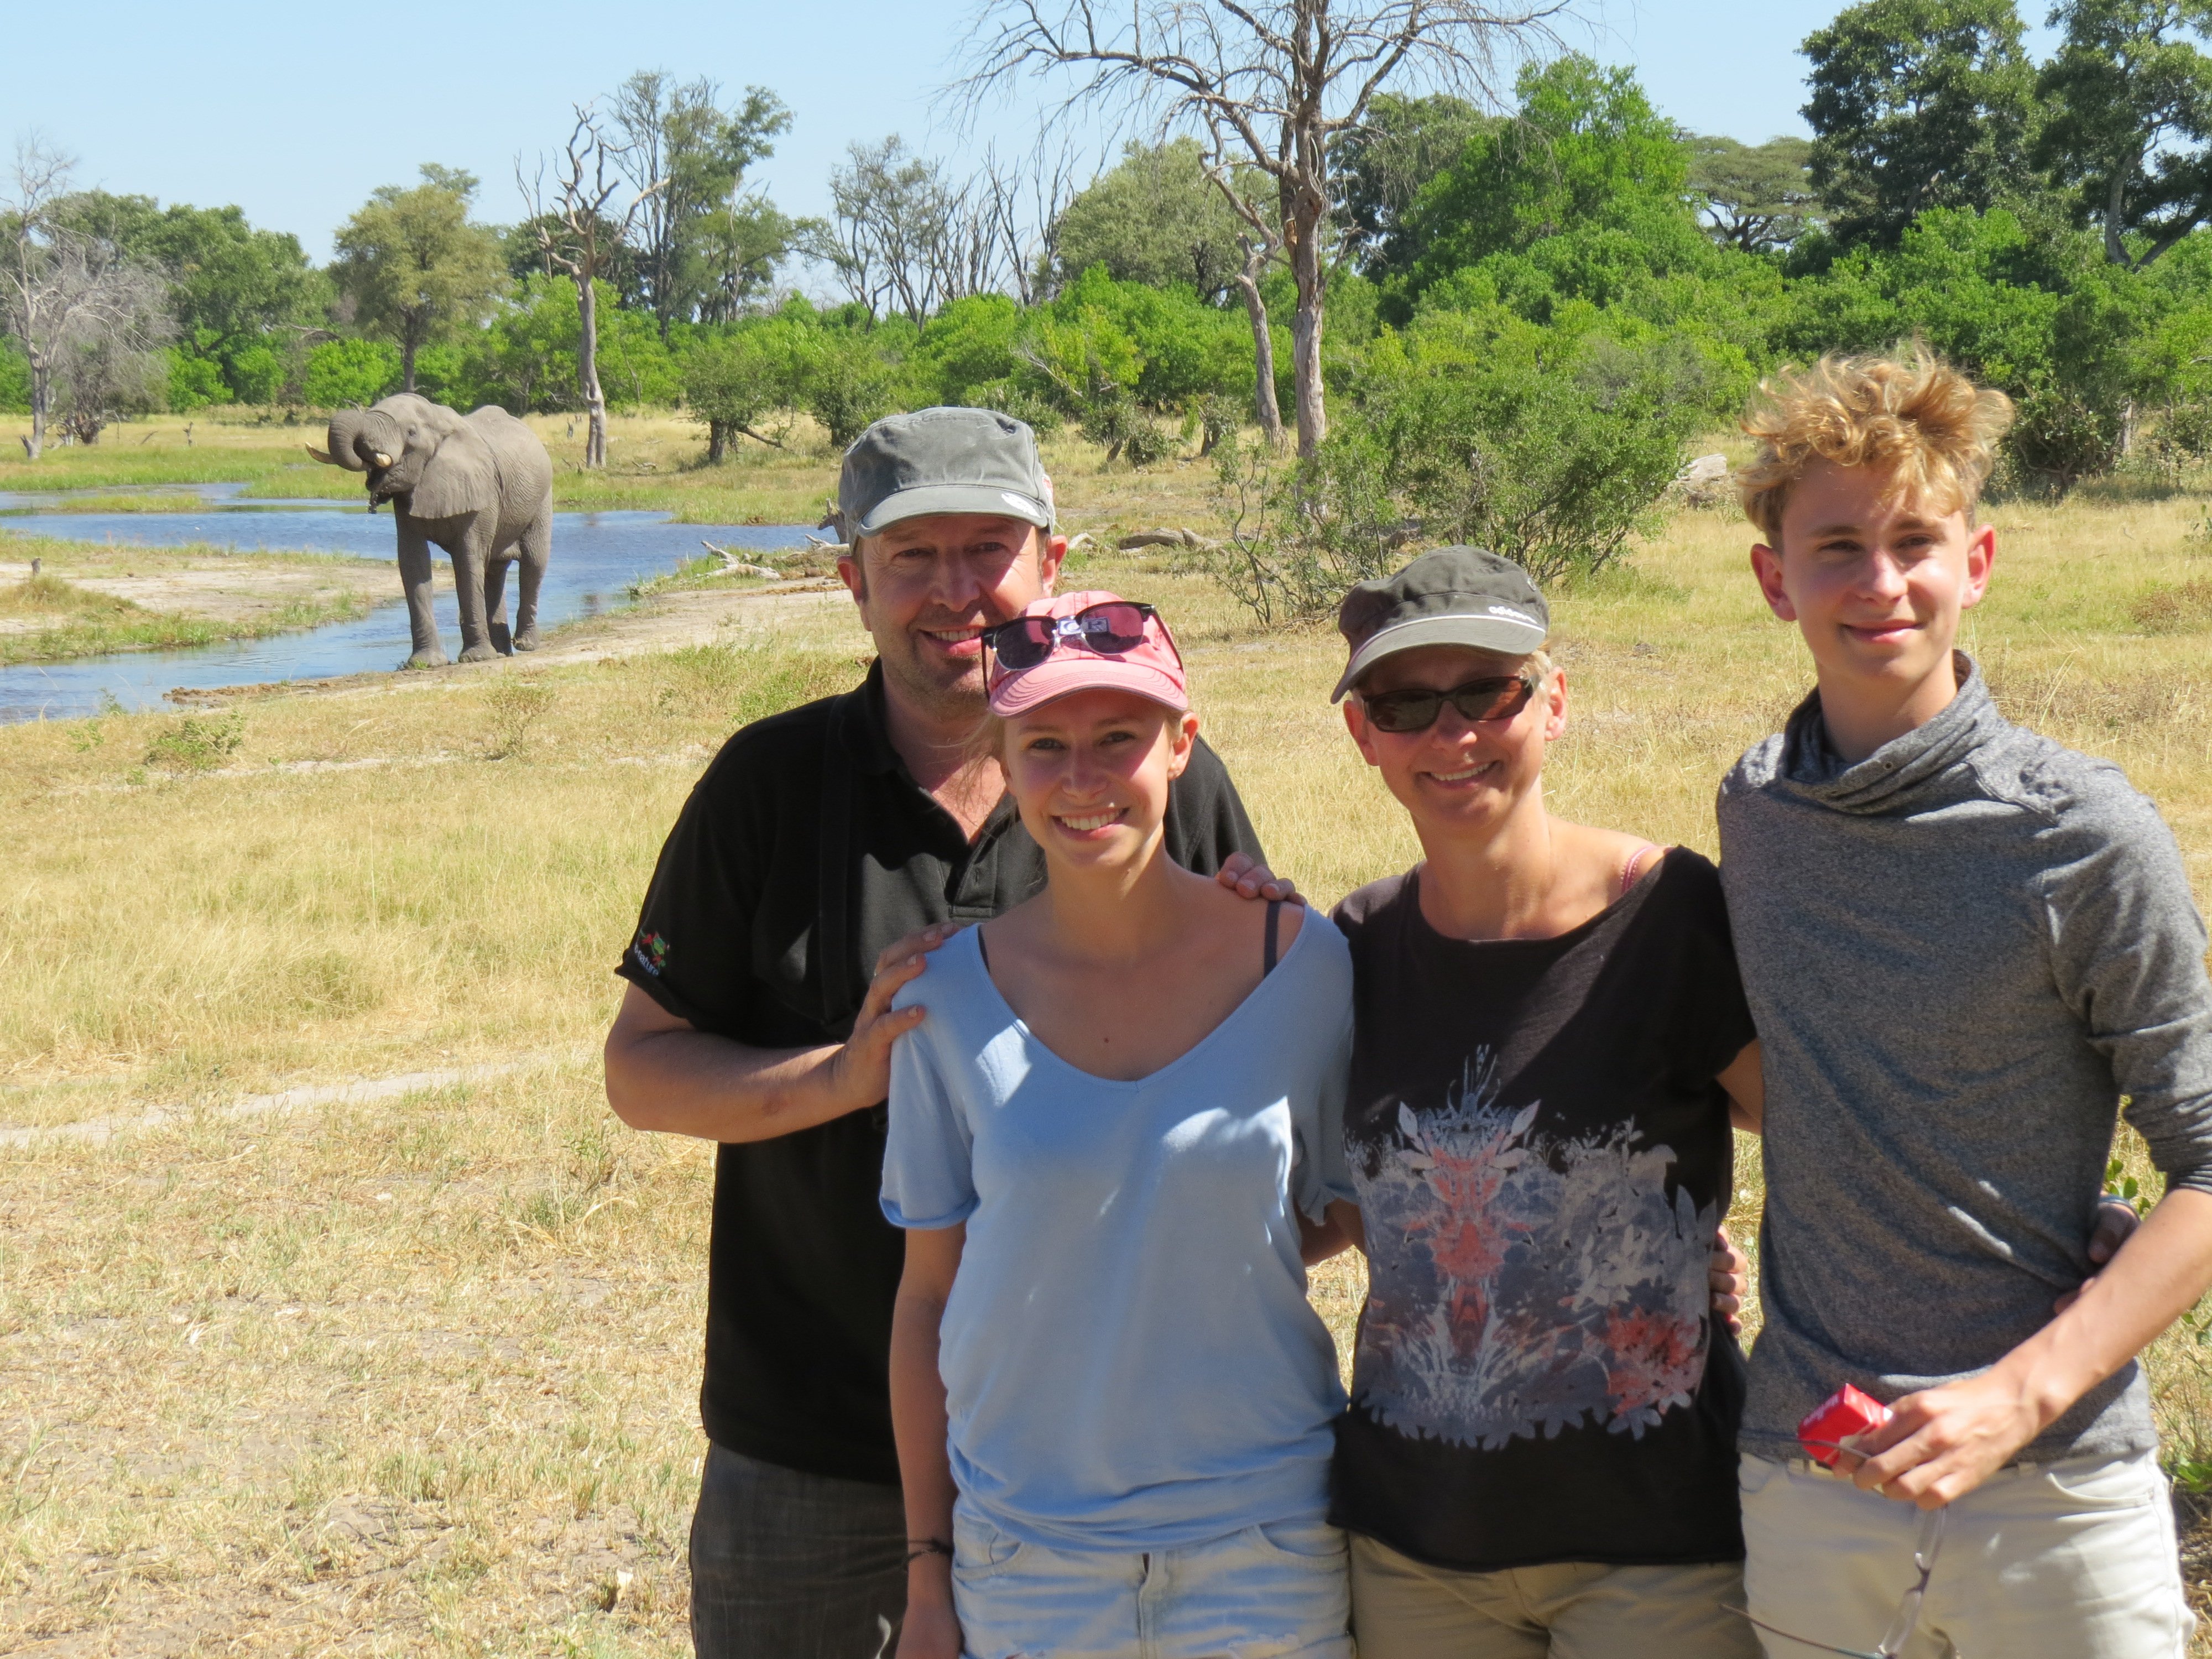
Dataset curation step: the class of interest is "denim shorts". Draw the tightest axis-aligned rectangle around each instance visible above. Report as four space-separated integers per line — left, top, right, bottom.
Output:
950 1501 1353 1659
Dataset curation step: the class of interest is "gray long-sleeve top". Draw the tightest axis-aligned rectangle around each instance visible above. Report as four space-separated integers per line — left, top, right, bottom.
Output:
1717 655 2212 1464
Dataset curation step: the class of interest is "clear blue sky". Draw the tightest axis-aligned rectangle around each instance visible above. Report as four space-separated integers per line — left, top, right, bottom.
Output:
9 1 2059 263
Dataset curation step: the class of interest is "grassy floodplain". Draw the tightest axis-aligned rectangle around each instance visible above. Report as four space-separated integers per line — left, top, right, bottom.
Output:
2 420 2212 1650
0 533 389 665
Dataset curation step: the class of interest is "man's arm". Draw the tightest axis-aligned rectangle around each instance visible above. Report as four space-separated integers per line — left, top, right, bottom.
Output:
605 944 928 1143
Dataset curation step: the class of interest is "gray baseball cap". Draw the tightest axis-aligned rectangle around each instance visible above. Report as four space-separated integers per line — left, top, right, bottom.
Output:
1332 546 1550 702
837 406 1056 539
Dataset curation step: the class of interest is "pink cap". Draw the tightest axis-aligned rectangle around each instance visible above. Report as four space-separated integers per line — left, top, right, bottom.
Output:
985 589 1188 717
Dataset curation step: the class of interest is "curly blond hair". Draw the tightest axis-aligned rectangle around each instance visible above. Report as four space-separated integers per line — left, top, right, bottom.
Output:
1736 349 2015 543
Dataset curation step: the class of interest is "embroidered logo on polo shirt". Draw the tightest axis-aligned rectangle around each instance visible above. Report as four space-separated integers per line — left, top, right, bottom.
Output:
632 930 670 977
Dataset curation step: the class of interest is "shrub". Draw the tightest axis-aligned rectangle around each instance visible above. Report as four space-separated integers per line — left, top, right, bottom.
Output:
482 678 556 760
145 712 246 771
1207 320 1705 623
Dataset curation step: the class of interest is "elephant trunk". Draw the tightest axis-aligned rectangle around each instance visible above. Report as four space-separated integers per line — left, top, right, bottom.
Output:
319 410 374 472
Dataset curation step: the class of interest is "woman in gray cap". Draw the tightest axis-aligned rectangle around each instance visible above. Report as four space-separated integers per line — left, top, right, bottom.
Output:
1321 546 1765 1658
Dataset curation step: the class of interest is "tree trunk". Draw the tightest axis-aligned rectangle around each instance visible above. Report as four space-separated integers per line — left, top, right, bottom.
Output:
707 419 729 464
402 332 418 395
576 274 608 468
2106 169 2131 268
1232 253 1286 451
1288 201 1327 460
24 361 46 461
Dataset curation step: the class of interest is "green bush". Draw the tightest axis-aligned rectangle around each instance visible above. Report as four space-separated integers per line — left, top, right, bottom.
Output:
302 338 400 409
1208 316 1705 623
145 712 246 771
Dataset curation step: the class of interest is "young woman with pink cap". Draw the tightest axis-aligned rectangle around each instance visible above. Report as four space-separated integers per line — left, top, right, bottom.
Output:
880 590 1361 1659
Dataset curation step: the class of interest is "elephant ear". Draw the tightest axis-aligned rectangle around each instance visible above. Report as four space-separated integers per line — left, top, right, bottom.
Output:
409 421 499 520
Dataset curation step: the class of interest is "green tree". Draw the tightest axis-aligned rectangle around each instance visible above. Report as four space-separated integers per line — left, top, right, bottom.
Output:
50 192 326 402
302 338 400 408
1332 92 1495 278
1052 138 1251 300
2036 0 2212 268
1802 0 2041 249
331 165 505 394
1399 57 1691 285
1779 206 2159 488
682 318 813 459
611 71 796 333
1687 135 1821 253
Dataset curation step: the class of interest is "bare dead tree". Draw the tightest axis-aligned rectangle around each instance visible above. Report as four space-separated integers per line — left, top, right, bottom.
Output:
518 106 666 467
958 0 1565 457
982 139 1093 304
1 139 171 458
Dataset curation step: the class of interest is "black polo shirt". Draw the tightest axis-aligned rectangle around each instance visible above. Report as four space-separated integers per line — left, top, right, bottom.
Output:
617 661 1267 1483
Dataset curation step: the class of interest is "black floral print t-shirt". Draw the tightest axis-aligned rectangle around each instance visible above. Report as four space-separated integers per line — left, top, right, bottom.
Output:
1329 849 1755 1571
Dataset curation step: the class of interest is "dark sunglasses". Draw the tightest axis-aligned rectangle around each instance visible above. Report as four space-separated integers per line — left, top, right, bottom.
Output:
1358 674 1537 734
981 601 1169 672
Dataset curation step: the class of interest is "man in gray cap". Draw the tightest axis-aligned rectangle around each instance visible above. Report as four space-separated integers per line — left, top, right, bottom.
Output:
604 407 1286 1658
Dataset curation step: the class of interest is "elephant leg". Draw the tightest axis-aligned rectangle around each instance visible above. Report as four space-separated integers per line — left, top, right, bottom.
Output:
484 557 513 656
445 523 498 664
510 510 550 653
395 526 446 669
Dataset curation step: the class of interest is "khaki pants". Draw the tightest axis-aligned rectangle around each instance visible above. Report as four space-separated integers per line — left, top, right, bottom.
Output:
1348 1533 1758 1659
1740 1449 2195 1658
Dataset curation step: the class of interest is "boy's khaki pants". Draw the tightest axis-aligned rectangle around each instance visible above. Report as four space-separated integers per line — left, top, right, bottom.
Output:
1347 1533 1757 1658
1740 1448 2195 1658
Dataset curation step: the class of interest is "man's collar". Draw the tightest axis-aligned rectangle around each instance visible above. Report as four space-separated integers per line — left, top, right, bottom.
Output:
838 659 905 778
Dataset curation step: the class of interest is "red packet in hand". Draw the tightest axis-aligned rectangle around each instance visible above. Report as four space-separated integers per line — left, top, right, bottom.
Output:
1798 1384 1893 1468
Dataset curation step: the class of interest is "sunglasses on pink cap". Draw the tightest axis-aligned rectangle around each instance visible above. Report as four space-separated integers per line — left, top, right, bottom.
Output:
979 601 1181 675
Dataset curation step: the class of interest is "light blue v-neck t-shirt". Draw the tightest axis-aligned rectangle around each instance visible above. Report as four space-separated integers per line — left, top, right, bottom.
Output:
883 917 1356 1552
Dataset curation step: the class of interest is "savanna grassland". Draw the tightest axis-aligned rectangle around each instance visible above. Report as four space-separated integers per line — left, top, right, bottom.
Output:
3 427 2212 1653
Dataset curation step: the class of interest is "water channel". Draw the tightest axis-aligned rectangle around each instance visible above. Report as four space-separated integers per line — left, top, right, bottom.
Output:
0 484 813 722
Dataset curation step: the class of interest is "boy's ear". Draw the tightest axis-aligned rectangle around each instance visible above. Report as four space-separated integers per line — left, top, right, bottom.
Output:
1960 521 1996 612
1750 543 1798 622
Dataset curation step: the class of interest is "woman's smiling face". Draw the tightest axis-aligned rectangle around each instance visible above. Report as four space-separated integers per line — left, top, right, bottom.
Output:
1343 644 1564 837
1000 688 1198 872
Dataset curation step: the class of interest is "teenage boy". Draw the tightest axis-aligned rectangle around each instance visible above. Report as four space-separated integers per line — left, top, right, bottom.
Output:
603 407 1284 1659
1719 350 2212 1656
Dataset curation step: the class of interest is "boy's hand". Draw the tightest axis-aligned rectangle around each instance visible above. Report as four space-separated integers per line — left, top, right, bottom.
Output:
1218 852 1300 902
1838 1371 2043 1508
1709 1225 1749 1335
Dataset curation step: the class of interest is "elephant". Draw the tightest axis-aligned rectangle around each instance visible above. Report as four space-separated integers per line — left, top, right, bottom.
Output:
307 394 554 667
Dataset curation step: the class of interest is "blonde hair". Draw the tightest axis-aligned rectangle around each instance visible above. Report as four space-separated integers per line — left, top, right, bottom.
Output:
1736 349 2015 543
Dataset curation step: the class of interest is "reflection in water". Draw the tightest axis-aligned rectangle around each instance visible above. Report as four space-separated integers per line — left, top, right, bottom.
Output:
0 495 815 723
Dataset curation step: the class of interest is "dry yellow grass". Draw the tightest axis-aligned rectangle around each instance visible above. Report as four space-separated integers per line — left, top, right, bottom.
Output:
6 481 2212 1651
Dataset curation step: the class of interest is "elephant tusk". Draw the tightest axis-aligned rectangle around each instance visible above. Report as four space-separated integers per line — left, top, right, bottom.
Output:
305 445 333 463
372 452 393 468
